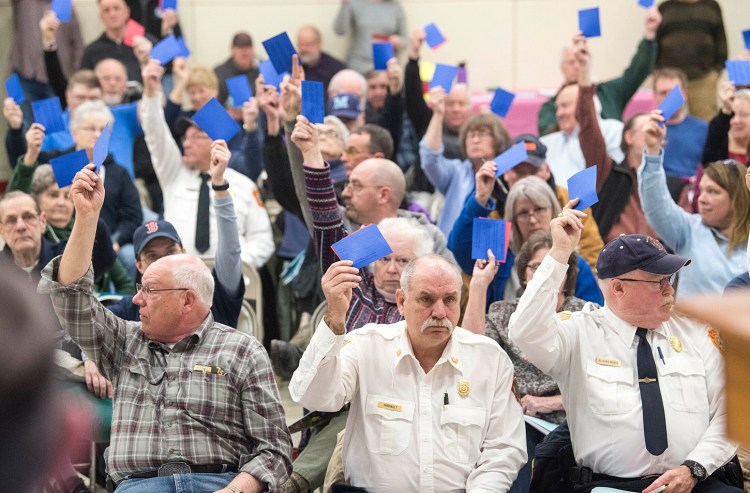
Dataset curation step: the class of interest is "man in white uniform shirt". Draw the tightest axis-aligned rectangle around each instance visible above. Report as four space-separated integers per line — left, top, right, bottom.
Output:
509 203 741 493
139 59 274 268
290 254 526 492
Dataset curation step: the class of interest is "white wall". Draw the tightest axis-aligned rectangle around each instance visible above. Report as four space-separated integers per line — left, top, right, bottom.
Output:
1 0 747 178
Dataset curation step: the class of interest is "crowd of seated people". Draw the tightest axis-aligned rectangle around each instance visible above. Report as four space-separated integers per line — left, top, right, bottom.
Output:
3 0 750 492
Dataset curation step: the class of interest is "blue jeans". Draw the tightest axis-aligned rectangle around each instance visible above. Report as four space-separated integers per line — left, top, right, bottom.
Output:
510 423 545 493
116 472 237 493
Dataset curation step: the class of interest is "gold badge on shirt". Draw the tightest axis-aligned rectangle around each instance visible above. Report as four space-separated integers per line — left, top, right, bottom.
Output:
669 336 683 353
457 380 470 398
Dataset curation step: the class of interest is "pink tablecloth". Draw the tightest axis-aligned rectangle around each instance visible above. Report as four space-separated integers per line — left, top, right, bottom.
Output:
472 89 656 137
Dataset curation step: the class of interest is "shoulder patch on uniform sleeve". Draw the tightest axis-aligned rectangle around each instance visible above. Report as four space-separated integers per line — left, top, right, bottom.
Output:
707 327 724 353
556 311 572 321
341 338 352 348
252 189 265 208
511 373 522 405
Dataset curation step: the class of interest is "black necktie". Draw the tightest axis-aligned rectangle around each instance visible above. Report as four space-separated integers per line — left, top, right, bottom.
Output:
195 173 211 253
636 328 668 456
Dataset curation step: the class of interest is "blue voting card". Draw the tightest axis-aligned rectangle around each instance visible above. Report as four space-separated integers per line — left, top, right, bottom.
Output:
92 123 111 173
150 34 181 65
259 60 287 90
579 8 601 38
331 224 393 269
428 63 459 92
192 98 241 142
567 165 599 211
744 30 750 51
493 142 529 176
32 97 66 133
51 150 89 188
301 80 325 124
262 32 297 75
51 0 72 22
424 22 446 49
161 0 177 10
5 73 25 105
638 0 654 8
658 85 685 123
726 60 750 86
175 36 191 58
372 42 394 70
471 218 511 262
226 75 253 107
490 87 515 117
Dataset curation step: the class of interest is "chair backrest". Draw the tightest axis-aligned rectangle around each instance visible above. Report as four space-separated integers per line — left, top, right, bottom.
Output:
97 293 124 306
242 262 264 336
310 300 328 332
236 300 263 341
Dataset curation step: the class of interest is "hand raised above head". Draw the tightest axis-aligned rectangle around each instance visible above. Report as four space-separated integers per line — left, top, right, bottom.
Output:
321 260 361 334
3 98 23 130
71 164 105 219
475 160 497 207
209 139 230 181
643 110 666 155
549 200 586 264
290 115 321 156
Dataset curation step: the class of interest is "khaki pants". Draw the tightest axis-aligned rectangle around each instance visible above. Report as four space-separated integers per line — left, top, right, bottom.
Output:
739 446 750 493
294 410 349 491
687 70 720 122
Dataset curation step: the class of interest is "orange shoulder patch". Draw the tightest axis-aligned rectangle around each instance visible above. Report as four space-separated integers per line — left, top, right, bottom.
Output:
511 373 522 405
252 189 265 208
707 327 724 353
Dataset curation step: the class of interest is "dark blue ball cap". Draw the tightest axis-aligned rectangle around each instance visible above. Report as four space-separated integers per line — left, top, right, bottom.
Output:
596 234 691 279
133 220 183 256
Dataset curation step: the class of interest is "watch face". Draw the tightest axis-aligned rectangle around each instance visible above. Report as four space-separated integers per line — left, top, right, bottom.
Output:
691 463 707 479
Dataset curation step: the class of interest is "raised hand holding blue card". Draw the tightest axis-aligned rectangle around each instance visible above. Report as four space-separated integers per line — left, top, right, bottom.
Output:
493 142 529 176
578 7 601 38
175 36 191 58
259 60 287 90
301 81 325 124
567 165 599 211
32 97 66 133
226 75 252 107
372 43 394 70
192 98 241 142
743 29 750 50
657 85 685 123
93 123 111 173
161 0 177 10
262 32 297 75
51 0 72 22
428 63 459 92
51 150 89 188
638 0 654 8
5 74 25 105
490 87 515 117
471 218 510 262
726 60 750 86
424 23 446 49
331 224 393 269
150 34 182 65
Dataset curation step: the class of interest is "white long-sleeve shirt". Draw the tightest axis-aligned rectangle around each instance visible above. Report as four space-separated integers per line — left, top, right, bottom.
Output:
290 320 527 493
140 95 274 267
508 254 737 477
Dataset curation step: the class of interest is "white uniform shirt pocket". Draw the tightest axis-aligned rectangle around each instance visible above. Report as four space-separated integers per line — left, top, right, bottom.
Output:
364 394 415 455
440 405 486 463
585 362 637 414
657 356 708 413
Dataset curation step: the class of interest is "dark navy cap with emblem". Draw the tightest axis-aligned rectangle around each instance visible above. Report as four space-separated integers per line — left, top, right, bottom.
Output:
133 220 183 256
596 234 691 279
326 93 361 120
511 133 547 168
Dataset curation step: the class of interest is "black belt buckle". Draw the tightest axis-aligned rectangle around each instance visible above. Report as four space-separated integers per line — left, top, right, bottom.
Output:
158 461 192 476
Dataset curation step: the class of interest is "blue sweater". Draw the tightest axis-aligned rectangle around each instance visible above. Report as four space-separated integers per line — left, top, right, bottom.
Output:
448 193 604 306
663 116 707 178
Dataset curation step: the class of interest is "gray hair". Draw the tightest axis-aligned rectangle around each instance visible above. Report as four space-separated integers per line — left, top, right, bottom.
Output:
399 254 463 297
505 175 561 252
69 100 114 131
30 165 57 199
378 217 435 257
735 89 750 104
171 261 214 306
323 115 349 145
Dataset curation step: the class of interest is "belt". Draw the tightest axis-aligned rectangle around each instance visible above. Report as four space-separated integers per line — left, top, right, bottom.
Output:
128 462 238 479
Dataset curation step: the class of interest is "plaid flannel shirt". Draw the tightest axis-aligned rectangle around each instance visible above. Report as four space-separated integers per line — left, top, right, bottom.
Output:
39 257 292 486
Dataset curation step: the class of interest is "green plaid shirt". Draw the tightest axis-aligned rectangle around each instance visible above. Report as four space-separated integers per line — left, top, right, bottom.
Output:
39 257 292 486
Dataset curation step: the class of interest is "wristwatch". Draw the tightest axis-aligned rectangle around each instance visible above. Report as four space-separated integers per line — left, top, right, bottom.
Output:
682 460 707 482
212 181 230 191
227 485 243 493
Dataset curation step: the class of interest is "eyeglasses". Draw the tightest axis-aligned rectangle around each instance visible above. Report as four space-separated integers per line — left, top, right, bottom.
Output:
181 134 211 144
614 275 675 290
343 180 382 193
76 125 108 134
319 128 340 139
1 212 40 228
515 206 550 223
135 283 189 297
466 129 492 140
713 159 741 175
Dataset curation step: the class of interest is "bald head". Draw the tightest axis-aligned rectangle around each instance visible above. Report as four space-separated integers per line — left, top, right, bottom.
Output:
298 26 323 66
150 254 214 306
400 254 463 297
359 158 405 208
329 69 366 100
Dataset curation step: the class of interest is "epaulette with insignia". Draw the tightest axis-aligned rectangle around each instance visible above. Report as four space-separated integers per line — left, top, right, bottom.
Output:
556 311 572 321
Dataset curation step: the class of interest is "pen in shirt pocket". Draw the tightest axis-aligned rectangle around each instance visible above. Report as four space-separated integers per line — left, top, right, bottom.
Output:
657 346 666 365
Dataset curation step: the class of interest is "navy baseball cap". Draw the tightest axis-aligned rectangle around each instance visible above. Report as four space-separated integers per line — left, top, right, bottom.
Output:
512 133 547 168
596 234 691 279
327 93 361 120
133 220 183 256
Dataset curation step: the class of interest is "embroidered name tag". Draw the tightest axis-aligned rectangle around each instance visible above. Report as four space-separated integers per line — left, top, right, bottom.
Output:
193 364 226 376
595 357 621 367
378 401 402 412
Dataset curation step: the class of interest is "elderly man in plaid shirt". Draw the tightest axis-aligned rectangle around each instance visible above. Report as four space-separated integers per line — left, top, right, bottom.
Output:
39 163 292 493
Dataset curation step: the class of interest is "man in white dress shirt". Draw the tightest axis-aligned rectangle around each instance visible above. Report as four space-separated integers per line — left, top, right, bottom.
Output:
509 203 741 493
139 59 274 268
290 254 526 492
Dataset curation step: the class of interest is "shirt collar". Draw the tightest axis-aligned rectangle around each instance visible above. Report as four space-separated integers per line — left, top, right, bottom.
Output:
394 322 464 374
602 305 670 346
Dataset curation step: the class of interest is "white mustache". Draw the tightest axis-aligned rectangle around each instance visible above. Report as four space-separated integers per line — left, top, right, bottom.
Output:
420 317 454 332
